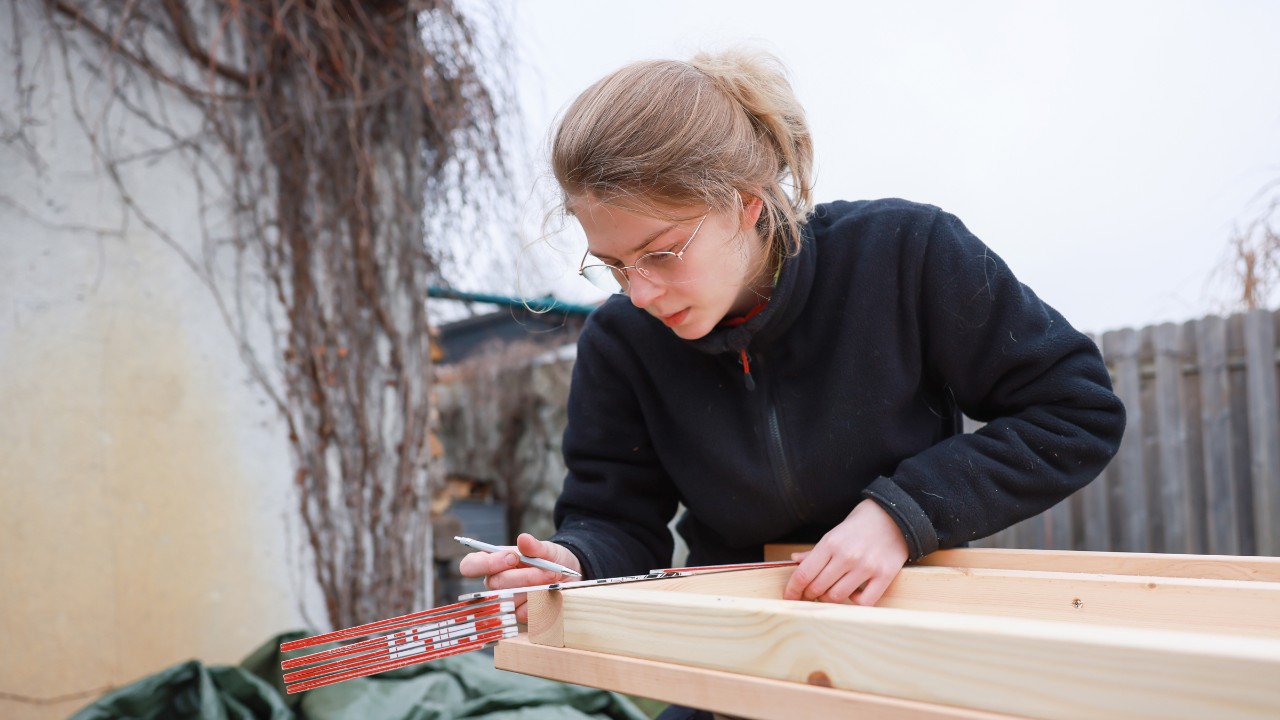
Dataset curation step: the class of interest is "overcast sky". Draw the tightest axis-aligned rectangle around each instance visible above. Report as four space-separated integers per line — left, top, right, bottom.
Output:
504 1 1280 335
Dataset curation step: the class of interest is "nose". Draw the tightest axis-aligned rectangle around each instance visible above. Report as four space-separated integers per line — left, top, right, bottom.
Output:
626 271 664 310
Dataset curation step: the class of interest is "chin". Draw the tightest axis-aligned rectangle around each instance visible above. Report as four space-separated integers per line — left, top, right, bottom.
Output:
672 321 713 340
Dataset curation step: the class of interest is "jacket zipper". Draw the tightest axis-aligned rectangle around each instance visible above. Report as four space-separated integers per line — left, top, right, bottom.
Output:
744 351 808 526
737 349 756 391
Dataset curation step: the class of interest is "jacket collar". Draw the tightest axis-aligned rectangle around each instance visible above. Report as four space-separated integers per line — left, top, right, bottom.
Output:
686 225 816 355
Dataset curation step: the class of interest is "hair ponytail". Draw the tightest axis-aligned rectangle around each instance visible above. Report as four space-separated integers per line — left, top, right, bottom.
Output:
551 48 815 260
686 50 814 256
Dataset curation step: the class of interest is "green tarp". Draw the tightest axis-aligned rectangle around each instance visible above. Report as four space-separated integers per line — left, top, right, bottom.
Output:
69 631 650 720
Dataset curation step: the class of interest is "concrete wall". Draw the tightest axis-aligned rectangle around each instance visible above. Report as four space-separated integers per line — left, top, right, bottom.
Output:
0 5 323 717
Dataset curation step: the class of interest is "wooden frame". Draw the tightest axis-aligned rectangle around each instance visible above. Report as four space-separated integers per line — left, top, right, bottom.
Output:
498 635 1017 720
495 549 1280 720
765 545 1280 582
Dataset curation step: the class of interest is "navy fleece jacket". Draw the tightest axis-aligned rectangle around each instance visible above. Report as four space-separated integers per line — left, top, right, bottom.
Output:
549 199 1125 580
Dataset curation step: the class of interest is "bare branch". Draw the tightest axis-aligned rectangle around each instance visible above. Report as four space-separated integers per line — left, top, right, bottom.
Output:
160 0 258 87
30 0 517 628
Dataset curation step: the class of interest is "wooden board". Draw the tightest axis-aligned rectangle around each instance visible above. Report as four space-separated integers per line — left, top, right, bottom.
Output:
545 584 1280 720
512 551 1280 718
887 566 1280 637
764 545 1280 581
495 634 1017 720
531 563 1280 641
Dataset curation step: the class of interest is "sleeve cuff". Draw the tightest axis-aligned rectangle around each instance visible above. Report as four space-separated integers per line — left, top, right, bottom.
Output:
554 539 594 580
861 476 940 561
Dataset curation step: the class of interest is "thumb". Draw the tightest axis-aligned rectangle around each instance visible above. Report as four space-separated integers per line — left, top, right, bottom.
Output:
516 532 554 560
515 532 579 574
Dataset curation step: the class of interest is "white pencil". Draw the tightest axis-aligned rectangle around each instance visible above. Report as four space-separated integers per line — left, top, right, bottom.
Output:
458 571 690 601
454 535 583 577
459 560 800 601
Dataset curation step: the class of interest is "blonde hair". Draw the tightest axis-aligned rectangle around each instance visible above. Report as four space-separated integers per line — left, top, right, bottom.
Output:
551 48 814 261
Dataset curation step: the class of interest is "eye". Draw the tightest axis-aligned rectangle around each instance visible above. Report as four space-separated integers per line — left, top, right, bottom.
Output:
588 253 623 269
642 252 680 270
644 244 679 258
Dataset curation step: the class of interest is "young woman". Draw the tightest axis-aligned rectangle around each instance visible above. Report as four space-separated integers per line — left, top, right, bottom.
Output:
461 48 1124 638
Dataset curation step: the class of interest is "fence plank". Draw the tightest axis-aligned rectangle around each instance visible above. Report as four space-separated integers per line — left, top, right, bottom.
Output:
1025 509 1047 550
1046 491 1072 550
1197 316 1239 555
1068 489 1087 551
1080 440 1111 545
1104 329 1147 552
1228 314 1257 554
1082 331 1112 551
1245 309 1280 556
1153 323 1194 553
1138 326 1163 551
1181 318 1209 554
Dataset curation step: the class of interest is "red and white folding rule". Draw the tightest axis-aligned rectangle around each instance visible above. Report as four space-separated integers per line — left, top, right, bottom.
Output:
280 597 517 694
281 559 798 693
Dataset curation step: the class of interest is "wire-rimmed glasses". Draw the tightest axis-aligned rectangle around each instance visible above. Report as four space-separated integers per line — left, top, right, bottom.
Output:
578 214 708 294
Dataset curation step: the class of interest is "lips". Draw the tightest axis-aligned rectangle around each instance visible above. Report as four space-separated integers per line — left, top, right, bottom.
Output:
659 308 690 328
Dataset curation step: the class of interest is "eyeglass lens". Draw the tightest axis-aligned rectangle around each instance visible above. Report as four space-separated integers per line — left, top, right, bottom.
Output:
582 251 693 294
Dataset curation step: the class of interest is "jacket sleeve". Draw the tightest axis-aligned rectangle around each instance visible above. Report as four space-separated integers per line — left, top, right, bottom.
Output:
862 208 1126 559
548 313 680 579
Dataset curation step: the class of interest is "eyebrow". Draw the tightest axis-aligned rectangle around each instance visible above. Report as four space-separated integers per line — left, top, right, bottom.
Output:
594 223 678 262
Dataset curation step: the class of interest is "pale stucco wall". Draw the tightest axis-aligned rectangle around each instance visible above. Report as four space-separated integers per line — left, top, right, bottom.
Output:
0 5 324 718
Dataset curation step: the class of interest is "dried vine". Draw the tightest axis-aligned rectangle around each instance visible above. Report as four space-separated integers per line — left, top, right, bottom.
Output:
1216 191 1280 312
16 0 515 628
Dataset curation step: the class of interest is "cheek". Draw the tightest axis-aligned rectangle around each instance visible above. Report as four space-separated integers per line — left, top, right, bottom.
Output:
717 240 755 285
695 246 750 287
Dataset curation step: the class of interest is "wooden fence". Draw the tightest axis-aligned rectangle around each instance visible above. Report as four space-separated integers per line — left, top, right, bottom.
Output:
977 309 1280 556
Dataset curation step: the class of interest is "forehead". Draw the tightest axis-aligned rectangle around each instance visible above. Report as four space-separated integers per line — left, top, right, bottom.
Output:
572 196 702 257
570 194 702 225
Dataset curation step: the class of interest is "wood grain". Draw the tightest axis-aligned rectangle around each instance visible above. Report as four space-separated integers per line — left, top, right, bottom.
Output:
527 589 563 647
765 546 1280 581
887 565 1280 638
555 586 1280 720
496 634 1018 720
915 547 1280 581
600 562 1280 637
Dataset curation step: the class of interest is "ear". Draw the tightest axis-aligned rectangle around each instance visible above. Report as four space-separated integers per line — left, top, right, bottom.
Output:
739 193 765 230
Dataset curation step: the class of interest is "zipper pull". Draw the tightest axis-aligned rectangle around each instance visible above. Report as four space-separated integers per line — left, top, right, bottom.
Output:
739 349 756 391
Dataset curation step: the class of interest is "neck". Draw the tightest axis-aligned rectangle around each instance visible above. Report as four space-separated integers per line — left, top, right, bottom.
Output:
728 244 778 317
726 281 772 321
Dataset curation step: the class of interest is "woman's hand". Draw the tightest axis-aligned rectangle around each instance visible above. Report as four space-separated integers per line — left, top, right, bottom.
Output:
783 498 909 606
457 533 583 623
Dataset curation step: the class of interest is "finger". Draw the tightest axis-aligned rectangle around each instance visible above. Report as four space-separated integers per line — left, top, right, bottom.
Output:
458 549 520 578
484 565 561 591
516 533 551 559
851 572 895 607
789 551 812 562
784 550 831 601
820 570 871 605
515 533 582 576
515 532 577 571
800 557 851 601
